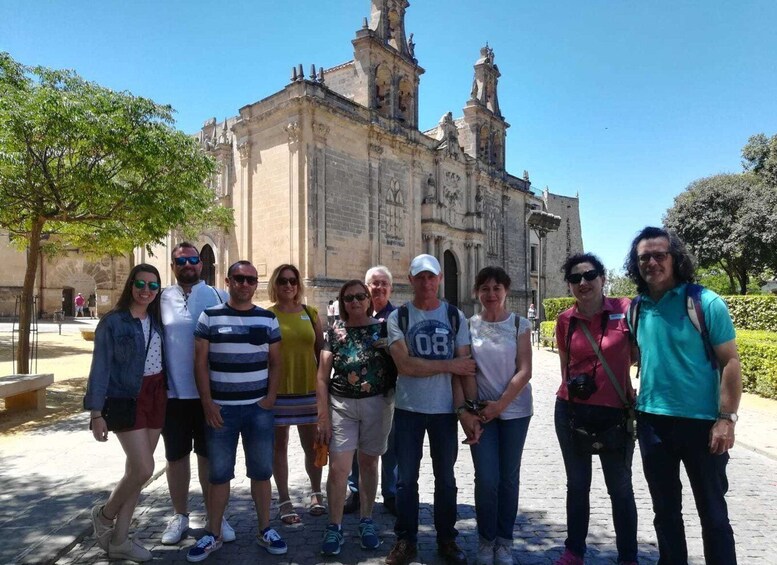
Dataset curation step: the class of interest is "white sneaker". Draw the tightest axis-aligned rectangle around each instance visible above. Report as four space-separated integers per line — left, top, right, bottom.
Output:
220 517 236 543
476 540 495 565
109 537 152 563
495 544 514 565
161 513 189 545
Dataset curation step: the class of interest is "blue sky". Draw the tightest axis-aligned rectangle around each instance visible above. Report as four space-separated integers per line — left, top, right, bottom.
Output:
3 0 776 272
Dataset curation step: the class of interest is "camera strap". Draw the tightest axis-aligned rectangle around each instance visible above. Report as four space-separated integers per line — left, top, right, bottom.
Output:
578 321 631 411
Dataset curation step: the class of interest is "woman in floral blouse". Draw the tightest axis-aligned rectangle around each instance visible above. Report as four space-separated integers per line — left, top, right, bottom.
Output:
315 279 396 556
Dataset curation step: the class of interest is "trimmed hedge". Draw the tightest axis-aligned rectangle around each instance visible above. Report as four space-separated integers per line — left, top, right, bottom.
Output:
539 321 557 348
737 329 777 399
543 298 575 322
723 295 777 332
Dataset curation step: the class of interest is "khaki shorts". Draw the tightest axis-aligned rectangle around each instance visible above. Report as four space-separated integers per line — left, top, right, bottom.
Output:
329 391 394 456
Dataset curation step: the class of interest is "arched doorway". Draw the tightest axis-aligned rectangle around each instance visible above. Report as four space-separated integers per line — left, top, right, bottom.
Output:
201 244 216 286
443 250 459 308
61 287 74 317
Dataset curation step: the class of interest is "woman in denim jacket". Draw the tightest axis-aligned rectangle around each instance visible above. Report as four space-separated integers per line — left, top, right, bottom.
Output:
84 264 165 563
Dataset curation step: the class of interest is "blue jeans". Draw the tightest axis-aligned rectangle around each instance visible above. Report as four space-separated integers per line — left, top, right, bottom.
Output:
394 408 458 544
206 402 274 484
554 399 638 562
470 416 531 544
348 419 398 498
637 412 736 565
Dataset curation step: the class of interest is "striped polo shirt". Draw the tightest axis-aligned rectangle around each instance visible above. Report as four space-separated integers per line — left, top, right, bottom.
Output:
194 303 281 405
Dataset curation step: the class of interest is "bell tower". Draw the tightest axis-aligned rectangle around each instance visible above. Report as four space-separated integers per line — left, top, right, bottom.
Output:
352 0 424 128
462 45 509 169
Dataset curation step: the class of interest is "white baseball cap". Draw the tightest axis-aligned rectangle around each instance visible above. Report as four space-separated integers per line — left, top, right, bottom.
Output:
409 254 441 276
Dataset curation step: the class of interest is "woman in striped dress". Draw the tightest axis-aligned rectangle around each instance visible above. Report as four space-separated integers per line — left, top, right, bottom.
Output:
269 264 326 524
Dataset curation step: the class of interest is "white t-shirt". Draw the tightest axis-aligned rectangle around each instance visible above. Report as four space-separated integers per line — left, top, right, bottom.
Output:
387 302 470 414
161 281 226 398
469 313 533 419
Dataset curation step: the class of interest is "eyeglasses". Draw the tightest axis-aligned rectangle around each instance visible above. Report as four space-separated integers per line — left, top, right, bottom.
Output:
638 252 669 264
231 275 258 285
368 280 390 288
174 256 201 266
567 270 599 284
277 277 298 286
133 280 161 291
343 292 369 303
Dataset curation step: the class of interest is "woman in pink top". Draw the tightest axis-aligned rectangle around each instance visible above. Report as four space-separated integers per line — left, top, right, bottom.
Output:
553 253 638 565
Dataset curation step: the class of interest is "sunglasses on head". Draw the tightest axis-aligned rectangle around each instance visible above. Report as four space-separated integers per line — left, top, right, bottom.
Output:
277 277 298 286
174 256 201 266
343 292 369 303
231 275 258 285
133 280 161 291
567 269 599 284
638 251 669 264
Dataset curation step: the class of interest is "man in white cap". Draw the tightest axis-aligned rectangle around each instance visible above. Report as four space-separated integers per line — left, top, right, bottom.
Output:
384 254 476 565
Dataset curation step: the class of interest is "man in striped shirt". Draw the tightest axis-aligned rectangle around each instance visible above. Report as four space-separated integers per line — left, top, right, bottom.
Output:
187 261 286 562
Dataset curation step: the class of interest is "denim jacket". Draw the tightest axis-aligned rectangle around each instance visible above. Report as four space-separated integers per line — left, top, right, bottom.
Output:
83 310 164 411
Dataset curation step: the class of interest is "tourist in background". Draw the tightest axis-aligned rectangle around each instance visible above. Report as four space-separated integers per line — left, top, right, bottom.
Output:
466 266 533 565
316 279 396 555
553 253 638 565
269 264 326 524
84 264 166 563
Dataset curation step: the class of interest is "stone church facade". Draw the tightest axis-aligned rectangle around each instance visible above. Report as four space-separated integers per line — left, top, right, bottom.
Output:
0 0 583 319
139 0 584 317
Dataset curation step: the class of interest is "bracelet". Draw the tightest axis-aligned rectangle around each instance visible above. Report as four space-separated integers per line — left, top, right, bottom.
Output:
91 415 103 420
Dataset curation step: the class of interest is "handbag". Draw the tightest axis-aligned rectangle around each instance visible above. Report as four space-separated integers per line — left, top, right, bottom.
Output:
101 397 137 431
569 320 636 455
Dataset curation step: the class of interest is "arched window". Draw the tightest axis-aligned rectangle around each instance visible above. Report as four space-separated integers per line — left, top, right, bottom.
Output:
478 125 490 162
385 180 404 244
397 77 412 122
200 244 216 286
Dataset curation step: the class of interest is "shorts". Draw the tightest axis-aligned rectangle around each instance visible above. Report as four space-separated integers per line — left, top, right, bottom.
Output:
329 392 394 456
162 398 207 461
206 402 275 484
129 372 166 431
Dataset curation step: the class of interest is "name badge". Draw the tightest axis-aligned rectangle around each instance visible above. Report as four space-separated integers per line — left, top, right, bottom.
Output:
609 313 625 320
435 327 449 335
300 315 310 321
218 327 233 333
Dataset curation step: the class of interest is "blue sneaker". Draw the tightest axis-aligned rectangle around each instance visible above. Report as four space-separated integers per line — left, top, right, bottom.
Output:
321 524 344 556
186 533 222 563
257 527 288 555
359 517 380 549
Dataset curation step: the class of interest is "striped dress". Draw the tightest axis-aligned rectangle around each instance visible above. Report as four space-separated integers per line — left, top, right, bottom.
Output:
270 304 319 425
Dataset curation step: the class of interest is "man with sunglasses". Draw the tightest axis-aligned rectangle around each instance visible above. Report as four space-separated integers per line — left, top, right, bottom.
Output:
625 226 742 565
160 242 233 546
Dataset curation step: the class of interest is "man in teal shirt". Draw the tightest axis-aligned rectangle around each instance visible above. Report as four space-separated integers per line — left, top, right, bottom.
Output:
626 226 742 565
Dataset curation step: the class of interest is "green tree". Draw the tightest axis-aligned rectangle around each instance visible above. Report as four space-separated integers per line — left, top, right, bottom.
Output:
0 53 232 373
742 133 777 187
663 173 777 295
605 269 637 297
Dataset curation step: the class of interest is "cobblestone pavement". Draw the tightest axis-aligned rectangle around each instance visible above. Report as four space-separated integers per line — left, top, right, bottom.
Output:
7 347 776 564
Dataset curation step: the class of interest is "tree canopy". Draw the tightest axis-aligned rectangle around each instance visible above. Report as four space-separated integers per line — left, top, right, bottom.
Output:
663 172 777 294
0 52 232 372
742 133 777 187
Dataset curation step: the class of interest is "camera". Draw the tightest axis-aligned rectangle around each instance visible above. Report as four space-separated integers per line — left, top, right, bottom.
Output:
567 374 597 400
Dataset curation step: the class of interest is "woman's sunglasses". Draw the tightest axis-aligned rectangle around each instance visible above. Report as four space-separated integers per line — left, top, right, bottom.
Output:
277 277 298 286
133 280 161 291
343 292 369 303
567 270 599 284
174 256 201 266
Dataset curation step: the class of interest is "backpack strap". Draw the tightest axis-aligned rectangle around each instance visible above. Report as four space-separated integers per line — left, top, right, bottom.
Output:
686 284 718 371
445 302 460 336
397 304 409 335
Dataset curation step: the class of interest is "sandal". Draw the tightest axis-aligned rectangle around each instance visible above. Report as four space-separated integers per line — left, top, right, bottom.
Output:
308 492 327 516
276 500 301 525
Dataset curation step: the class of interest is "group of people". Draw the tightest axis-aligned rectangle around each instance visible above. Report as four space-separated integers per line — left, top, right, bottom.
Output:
83 225 741 565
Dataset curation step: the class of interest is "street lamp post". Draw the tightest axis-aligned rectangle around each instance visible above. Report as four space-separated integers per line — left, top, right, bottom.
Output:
527 209 561 346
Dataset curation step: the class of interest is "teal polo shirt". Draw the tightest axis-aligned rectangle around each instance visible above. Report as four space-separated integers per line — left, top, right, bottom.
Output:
632 283 735 420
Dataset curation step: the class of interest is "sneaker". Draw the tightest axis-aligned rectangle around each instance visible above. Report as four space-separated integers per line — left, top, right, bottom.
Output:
495 544 514 565
187 533 222 563
161 513 189 545
109 537 152 563
90 504 113 552
359 518 380 549
554 548 584 565
476 540 495 565
220 517 236 543
321 523 345 556
257 527 288 555
386 539 418 565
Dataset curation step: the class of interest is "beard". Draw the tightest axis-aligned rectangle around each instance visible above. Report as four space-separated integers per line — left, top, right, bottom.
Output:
176 269 201 285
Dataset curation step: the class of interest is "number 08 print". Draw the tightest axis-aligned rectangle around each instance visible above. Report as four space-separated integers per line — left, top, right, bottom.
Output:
407 320 454 360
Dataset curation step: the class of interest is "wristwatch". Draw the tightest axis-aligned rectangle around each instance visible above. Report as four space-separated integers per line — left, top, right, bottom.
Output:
455 405 468 417
718 412 738 423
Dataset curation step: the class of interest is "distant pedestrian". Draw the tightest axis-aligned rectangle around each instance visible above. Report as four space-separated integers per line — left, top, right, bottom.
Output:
327 300 336 328
186 260 287 562
75 293 85 317
84 264 165 563
625 227 742 565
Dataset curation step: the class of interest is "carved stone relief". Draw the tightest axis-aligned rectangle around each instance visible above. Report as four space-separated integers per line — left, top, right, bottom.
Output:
385 179 405 246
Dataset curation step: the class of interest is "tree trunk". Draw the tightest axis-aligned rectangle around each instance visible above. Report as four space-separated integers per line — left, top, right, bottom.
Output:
15 218 44 374
737 270 749 295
